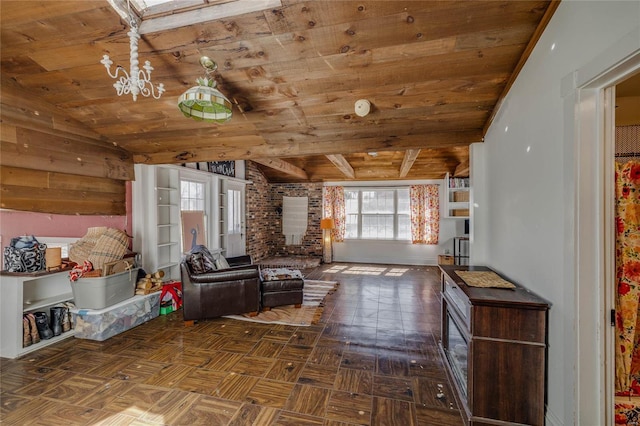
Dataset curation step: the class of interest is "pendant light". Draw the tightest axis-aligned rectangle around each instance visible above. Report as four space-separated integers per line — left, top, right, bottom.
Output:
178 56 233 123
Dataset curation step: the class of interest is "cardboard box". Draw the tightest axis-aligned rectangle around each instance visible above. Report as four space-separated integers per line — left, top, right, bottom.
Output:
70 292 160 341
71 268 139 309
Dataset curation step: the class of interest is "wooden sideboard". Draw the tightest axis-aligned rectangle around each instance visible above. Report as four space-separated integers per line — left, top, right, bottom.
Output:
438 265 550 426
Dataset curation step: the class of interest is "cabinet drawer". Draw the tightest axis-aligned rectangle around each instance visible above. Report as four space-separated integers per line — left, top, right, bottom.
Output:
473 305 547 343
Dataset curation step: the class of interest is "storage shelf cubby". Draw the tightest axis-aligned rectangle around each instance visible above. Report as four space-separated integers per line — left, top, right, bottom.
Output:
1 270 75 358
24 292 74 312
444 172 470 219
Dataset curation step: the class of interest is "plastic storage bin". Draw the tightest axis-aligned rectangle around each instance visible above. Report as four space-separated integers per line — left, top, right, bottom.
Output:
70 292 160 341
71 268 139 309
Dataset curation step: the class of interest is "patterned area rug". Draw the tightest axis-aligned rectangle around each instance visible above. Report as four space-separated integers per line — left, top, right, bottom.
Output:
224 280 338 326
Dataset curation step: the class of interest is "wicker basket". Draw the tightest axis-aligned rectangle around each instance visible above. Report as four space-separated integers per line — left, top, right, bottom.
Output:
452 209 470 217
69 227 108 264
453 191 470 202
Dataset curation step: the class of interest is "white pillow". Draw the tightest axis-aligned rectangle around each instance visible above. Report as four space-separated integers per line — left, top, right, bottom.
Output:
215 255 230 270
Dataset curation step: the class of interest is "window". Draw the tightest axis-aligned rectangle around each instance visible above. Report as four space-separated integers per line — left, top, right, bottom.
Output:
228 189 242 235
180 180 204 211
129 0 209 17
125 0 279 22
344 188 410 240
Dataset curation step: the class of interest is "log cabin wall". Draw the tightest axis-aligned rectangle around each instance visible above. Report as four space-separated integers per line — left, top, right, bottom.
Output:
0 77 134 215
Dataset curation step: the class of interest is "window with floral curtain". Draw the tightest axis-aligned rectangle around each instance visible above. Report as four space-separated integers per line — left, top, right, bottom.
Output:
322 186 346 242
409 184 439 244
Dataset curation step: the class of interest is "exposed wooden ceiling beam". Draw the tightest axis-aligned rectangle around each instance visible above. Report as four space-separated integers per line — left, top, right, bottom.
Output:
399 149 421 178
454 159 470 177
325 154 355 179
253 157 308 180
131 130 482 164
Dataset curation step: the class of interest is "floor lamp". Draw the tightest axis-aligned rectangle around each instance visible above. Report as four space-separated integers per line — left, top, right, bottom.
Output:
320 218 335 264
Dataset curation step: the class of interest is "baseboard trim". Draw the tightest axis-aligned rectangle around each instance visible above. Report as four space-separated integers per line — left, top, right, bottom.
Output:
545 407 564 426
333 255 438 266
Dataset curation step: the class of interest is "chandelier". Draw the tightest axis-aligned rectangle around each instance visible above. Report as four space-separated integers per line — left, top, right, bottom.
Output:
177 56 233 123
100 7 164 101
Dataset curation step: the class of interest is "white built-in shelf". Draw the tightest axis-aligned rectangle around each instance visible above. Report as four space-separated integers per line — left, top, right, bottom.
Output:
157 261 179 270
24 292 73 312
1 270 76 358
444 172 470 219
18 330 76 357
157 242 178 248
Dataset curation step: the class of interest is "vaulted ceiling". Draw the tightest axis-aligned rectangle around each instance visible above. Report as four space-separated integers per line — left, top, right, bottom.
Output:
0 0 558 182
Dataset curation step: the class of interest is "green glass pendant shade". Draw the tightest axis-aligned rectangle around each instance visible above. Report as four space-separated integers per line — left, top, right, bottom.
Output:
178 76 232 123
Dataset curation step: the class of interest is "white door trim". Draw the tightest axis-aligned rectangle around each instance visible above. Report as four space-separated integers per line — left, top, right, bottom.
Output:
566 26 640 425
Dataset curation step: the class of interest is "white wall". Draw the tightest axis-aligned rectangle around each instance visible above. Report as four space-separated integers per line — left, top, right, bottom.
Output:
329 180 466 265
480 1 640 424
469 142 488 265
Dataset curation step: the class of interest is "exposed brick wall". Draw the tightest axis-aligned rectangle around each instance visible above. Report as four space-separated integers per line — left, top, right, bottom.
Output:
269 182 323 258
245 161 272 262
245 161 323 261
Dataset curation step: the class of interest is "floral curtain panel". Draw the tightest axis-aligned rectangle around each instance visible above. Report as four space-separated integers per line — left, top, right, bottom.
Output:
409 184 440 244
322 186 346 242
615 161 640 395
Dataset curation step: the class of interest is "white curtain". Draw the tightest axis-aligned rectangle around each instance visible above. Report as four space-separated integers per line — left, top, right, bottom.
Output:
282 196 308 245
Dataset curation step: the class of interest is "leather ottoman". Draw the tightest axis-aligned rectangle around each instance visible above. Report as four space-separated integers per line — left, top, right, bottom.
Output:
260 268 304 311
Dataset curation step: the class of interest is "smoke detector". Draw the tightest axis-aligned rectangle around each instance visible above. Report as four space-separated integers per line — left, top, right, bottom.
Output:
355 99 371 117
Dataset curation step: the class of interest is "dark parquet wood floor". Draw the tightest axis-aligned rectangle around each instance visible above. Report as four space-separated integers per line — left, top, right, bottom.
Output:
0 263 464 425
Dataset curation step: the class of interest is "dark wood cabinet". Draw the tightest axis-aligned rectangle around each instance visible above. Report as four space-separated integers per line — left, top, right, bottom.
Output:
438 265 550 426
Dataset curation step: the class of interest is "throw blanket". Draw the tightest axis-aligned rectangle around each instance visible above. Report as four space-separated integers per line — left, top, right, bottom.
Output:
282 196 308 245
261 267 304 281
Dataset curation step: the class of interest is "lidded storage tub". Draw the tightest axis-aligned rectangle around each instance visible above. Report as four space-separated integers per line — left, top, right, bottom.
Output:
70 268 139 309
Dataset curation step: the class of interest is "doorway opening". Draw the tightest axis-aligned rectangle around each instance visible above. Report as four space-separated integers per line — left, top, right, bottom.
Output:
611 72 640 425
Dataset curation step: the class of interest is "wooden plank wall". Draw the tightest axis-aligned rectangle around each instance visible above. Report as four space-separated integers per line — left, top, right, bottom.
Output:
0 77 133 215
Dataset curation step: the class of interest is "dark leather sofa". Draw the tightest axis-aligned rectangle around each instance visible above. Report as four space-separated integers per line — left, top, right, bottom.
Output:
180 253 260 324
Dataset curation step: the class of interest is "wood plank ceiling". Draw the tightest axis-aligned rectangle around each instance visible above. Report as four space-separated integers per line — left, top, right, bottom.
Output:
0 0 558 183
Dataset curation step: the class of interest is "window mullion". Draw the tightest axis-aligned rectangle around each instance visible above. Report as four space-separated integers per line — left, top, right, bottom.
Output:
394 189 398 239
358 190 363 238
